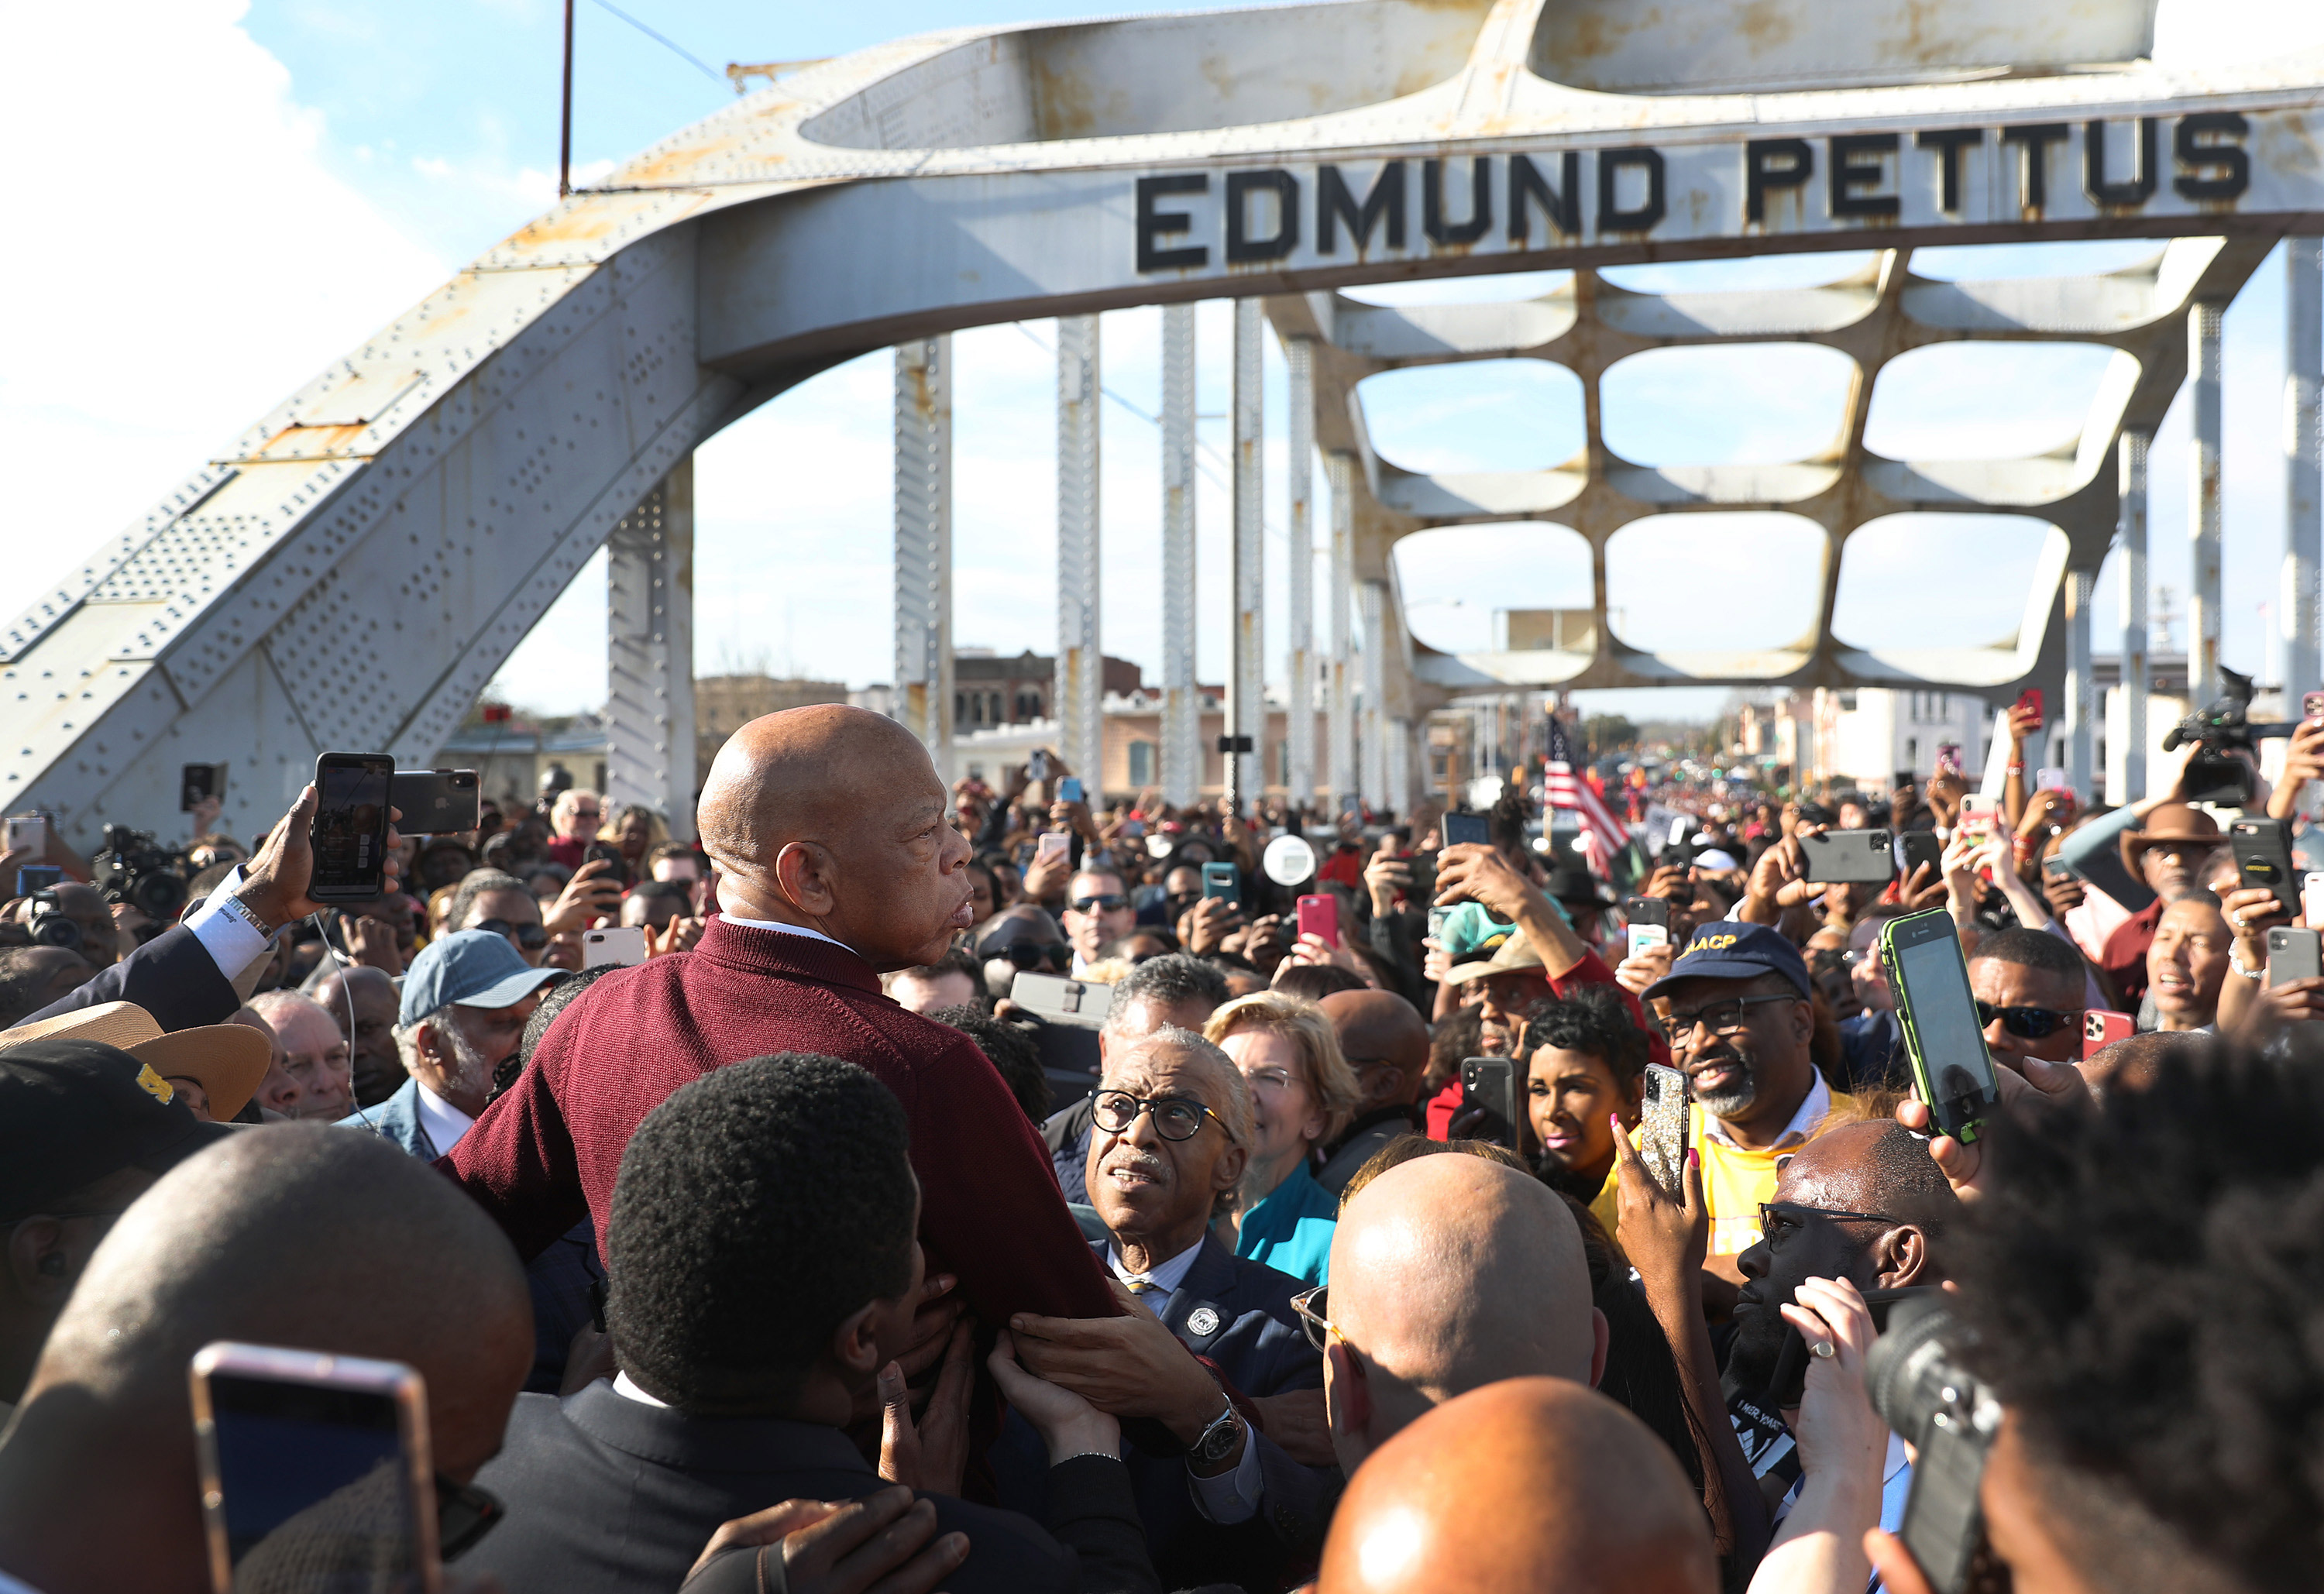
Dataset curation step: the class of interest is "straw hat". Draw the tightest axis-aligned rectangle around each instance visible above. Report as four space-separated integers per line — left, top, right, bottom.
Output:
0 1001 272 1122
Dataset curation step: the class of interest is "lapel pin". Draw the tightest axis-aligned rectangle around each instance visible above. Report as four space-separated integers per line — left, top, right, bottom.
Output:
1186 1305 1222 1338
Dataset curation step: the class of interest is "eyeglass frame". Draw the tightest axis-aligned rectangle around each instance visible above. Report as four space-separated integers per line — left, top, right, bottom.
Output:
1091 1088 1235 1144
1661 991 1803 1043
1973 999 2084 1039
1290 1284 1339 1351
474 917 549 950
990 940 1072 970
1068 893 1130 914
1756 1201 1905 1249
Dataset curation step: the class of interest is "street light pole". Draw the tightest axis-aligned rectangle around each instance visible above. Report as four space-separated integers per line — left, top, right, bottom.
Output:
559 0 576 198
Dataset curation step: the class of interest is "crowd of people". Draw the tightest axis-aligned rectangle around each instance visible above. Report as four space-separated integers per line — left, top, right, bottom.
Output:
2 695 2322 1594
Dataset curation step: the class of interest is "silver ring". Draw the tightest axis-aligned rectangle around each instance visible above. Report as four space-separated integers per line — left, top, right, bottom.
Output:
1810 1340 1837 1359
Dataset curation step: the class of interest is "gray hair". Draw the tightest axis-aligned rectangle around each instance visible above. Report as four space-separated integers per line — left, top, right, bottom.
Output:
1100 953 1231 1039
1106 1023 1253 1148
390 1002 456 1079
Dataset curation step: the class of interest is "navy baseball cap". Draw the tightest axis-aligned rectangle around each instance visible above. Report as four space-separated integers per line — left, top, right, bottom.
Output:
397 929 564 1028
1644 920 1811 1002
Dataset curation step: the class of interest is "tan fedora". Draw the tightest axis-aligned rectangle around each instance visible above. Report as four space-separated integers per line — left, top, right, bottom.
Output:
0 1001 271 1122
1444 931 1547 988
2120 803 2223 876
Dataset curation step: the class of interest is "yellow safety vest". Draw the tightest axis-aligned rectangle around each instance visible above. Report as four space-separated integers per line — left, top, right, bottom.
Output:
1589 1091 1858 1262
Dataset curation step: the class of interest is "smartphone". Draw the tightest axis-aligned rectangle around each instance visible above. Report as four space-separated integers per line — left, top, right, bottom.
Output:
310 753 395 903
1201 861 1242 907
1034 830 1071 867
1626 921 1670 961
2082 1009 2134 1058
2041 854 2075 881
190 1341 442 1594
15 863 64 898
1934 743 1962 775
1057 776 1085 806
3 813 49 857
1894 830 1943 883
1800 828 1896 885
1458 1056 1518 1147
1879 908 2001 1142
1296 893 1340 947
583 926 648 969
1442 812 1490 849
2016 687 2044 730
1026 749 1051 784
2305 871 2324 929
1426 904 1453 945
1957 795 1998 846
2307 692 2324 722
2268 926 2323 987
390 769 480 835
1623 895 1670 931
2230 818 2301 919
1635 1062 1690 1197
180 762 227 813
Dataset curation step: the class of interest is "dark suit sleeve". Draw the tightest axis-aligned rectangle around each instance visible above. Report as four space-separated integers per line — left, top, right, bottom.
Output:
678 1542 777 1594
19 923 239 1032
438 1003 590 1261
908 1032 1118 1325
1043 1455 1162 1594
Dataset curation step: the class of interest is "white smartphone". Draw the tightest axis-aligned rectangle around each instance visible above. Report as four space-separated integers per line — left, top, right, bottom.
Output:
190 1341 441 1594
1035 830 1071 865
3 813 49 856
583 926 648 968
2303 871 2324 930
1626 922 1670 961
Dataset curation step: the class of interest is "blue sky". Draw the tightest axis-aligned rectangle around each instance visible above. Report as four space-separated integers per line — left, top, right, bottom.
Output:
6 0 2321 727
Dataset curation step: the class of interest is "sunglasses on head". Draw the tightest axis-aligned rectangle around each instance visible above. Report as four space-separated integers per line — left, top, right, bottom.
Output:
476 918 549 950
1975 1000 2081 1039
992 940 1071 971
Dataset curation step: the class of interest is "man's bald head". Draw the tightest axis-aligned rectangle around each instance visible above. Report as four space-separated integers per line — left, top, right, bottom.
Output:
1325 1153 1600 1470
2082 1029 2206 1098
696 705 975 970
1321 989 1430 1110
0 1125 531 1594
1318 1378 1716 1594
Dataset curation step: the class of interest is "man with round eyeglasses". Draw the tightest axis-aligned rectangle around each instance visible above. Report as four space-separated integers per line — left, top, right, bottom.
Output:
1592 922 1856 1306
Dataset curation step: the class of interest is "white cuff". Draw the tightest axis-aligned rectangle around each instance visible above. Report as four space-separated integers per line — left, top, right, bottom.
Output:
182 867 273 985
1186 1422 1263 1525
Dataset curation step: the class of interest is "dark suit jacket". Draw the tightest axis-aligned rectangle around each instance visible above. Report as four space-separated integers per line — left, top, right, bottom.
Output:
22 922 238 1033
337 1081 601 1393
468 1380 1081 1594
443 919 1113 1328
1002 1236 1337 1590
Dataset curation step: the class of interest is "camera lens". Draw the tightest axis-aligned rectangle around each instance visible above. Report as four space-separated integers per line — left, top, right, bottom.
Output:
132 870 188 920
1865 1295 1965 1439
30 912 81 952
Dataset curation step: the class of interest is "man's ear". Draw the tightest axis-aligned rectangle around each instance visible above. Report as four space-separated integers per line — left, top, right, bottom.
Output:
830 1299 886 1380
1872 1225 1930 1289
1589 1306 1610 1389
1786 995 1814 1046
1212 1141 1248 1191
1325 1340 1370 1449
773 842 837 918
5 1218 78 1307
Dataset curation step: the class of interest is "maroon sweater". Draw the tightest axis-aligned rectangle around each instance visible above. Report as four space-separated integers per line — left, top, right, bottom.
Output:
442 917 1116 1326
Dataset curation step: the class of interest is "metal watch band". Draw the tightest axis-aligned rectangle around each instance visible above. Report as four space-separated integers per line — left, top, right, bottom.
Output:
222 892 277 940
1193 1396 1239 1463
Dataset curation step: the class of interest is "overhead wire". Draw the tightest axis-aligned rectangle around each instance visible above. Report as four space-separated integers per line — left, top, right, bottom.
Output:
581 0 728 87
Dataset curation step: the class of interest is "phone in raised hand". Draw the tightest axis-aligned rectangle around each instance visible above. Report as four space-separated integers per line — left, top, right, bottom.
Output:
1295 893 1339 947
310 754 395 903
1880 907 2000 1143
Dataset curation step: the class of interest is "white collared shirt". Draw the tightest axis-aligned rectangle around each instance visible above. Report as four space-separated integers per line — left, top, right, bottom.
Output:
610 1371 669 1408
181 866 275 985
717 912 856 956
1106 1236 1207 1308
1702 1070 1832 1154
411 1079 476 1156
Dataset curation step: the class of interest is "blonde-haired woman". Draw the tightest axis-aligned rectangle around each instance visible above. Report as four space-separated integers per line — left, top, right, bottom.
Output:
1203 991 1361 1285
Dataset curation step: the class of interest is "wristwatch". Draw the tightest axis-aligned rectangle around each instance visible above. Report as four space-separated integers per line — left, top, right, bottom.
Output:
1191 1396 1242 1466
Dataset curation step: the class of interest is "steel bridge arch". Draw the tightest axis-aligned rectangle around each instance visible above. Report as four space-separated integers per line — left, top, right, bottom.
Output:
6 0 2322 841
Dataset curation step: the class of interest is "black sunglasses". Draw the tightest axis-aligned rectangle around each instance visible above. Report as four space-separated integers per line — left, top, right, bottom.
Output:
1974 1000 2081 1039
1070 894 1129 913
990 940 1071 971
476 918 549 950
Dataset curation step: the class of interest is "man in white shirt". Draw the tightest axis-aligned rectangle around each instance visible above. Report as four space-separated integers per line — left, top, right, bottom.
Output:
335 929 559 1159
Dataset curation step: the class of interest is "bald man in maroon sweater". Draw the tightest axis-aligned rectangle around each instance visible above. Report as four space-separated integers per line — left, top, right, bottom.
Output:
443 706 1114 1328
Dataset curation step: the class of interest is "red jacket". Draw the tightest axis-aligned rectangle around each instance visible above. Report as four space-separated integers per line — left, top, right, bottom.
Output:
441 916 1116 1326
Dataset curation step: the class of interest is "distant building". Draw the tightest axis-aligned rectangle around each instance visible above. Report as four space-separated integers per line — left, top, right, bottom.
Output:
440 710 610 812
952 649 1143 729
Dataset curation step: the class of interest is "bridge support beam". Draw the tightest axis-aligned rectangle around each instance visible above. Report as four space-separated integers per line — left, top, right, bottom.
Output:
1326 452 1356 814
1359 579 1387 811
2189 300 2225 704
1228 299 1265 809
1285 335 1316 808
2064 566 2095 799
1056 314 1104 802
2287 239 2323 701
606 460 697 839
2120 429 2152 802
1160 306 1200 806
895 337 953 775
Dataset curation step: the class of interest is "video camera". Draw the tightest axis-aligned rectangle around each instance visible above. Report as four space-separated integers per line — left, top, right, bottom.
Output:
91 824 192 920
1866 1296 2000 1594
2161 666 2297 806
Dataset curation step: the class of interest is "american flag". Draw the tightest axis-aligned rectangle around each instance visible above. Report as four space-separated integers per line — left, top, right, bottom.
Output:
1545 716 1632 880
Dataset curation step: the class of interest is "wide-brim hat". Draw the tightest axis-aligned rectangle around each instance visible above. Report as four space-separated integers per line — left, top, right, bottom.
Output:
1445 932 1547 987
2120 803 2223 874
0 1001 272 1122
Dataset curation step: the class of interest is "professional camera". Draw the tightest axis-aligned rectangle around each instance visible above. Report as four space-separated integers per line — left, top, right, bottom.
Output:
91 824 191 920
2161 665 2296 806
26 888 82 952
1865 1295 2002 1594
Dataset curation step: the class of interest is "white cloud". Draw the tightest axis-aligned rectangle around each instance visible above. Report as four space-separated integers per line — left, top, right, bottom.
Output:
0 0 445 609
